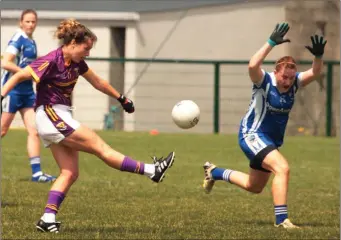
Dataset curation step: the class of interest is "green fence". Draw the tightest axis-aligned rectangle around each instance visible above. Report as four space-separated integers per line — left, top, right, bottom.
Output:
87 57 339 137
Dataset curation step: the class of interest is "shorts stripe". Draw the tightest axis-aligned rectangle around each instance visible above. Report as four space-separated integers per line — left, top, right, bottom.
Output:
43 105 75 137
48 105 59 120
244 133 267 155
44 105 59 121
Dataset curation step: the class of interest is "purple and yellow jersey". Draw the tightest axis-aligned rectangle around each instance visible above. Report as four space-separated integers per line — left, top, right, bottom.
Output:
25 47 89 108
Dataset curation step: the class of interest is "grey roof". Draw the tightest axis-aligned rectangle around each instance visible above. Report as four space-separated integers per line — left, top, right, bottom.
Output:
1 0 276 12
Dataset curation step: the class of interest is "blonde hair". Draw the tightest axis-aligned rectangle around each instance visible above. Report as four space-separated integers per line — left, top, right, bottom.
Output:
275 56 297 72
55 18 97 45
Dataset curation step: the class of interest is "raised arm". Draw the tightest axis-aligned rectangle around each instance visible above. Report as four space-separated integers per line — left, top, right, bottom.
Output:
82 68 135 113
299 35 327 87
249 23 291 85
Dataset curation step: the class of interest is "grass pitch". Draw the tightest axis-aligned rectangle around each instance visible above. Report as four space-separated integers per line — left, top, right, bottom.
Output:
1 130 339 239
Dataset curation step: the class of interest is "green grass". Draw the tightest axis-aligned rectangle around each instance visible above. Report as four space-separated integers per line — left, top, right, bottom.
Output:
1 130 340 239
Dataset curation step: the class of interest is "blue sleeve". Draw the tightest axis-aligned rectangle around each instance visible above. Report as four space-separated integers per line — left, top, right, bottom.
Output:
6 33 23 55
253 70 270 90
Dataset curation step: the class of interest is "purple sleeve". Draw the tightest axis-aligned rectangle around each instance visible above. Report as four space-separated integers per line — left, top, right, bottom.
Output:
79 60 89 75
25 55 55 83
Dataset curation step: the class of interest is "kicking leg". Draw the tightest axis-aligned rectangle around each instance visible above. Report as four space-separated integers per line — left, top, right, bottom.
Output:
60 124 174 183
203 161 271 194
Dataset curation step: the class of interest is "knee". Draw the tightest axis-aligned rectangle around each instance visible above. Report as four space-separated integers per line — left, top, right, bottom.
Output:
247 184 265 194
27 127 39 138
1 128 8 138
274 164 290 176
61 170 79 184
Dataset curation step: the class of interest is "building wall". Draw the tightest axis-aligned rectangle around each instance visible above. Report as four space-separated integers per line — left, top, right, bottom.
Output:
285 0 340 136
133 1 286 133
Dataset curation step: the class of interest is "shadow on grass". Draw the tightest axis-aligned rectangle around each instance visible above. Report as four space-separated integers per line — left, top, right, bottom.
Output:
65 225 158 234
1 202 19 208
241 219 331 228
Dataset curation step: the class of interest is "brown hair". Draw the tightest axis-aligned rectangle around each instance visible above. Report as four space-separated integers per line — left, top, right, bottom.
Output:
55 18 97 45
20 9 37 21
275 56 297 71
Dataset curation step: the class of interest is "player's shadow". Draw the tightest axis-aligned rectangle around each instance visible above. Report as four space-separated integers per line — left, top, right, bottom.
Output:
1 202 19 208
18 177 31 182
66 225 158 235
242 219 329 228
299 222 332 227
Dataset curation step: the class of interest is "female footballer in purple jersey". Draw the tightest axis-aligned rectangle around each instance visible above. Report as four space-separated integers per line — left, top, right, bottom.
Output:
1 19 175 233
202 23 326 228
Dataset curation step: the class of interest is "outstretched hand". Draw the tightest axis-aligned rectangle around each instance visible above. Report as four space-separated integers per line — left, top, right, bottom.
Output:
268 23 291 47
305 35 327 58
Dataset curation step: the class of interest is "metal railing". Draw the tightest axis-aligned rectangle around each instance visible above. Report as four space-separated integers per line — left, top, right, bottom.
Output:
88 57 339 137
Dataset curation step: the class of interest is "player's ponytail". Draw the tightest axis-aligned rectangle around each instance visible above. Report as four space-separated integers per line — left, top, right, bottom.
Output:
55 18 97 45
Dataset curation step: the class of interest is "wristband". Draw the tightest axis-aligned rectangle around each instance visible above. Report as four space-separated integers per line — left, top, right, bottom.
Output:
267 39 277 47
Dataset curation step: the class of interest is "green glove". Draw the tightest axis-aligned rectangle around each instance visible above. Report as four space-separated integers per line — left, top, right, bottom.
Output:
305 35 327 58
268 23 291 47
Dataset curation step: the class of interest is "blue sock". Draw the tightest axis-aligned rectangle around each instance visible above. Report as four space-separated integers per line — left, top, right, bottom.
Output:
274 205 288 224
211 168 233 182
30 156 42 176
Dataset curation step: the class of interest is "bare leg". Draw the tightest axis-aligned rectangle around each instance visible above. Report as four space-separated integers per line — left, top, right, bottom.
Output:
1 112 16 137
261 150 290 206
229 168 272 193
19 108 40 158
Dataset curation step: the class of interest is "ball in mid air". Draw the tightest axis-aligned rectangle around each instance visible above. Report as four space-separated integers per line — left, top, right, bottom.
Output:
171 100 200 129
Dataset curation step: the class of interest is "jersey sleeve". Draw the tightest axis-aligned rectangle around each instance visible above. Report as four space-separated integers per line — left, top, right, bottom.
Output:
253 69 270 90
79 60 89 75
25 56 55 83
5 33 23 55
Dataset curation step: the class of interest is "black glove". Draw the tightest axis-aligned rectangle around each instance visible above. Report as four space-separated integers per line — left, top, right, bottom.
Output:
305 35 327 58
117 94 135 113
268 23 291 47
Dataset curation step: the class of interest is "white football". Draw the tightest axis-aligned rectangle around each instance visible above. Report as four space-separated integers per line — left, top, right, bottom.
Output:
171 100 200 129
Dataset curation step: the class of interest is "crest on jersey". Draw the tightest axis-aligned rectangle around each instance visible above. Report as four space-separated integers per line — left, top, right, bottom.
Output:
279 96 286 104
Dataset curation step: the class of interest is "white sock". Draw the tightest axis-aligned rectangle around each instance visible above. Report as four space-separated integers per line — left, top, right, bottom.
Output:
143 164 155 177
32 171 43 177
42 213 56 223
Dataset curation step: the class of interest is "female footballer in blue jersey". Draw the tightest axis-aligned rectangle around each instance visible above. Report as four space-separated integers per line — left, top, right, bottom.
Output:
1 9 56 182
1 18 175 233
202 23 326 228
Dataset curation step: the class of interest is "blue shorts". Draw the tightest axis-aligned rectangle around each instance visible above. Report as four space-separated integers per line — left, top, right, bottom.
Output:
239 132 277 172
2 93 35 113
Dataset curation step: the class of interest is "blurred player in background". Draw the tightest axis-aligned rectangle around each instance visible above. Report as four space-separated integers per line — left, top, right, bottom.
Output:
1 18 175 233
202 23 326 228
1 9 56 183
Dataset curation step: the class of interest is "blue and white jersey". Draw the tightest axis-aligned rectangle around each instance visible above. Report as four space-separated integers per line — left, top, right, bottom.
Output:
1 29 37 95
239 70 302 147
